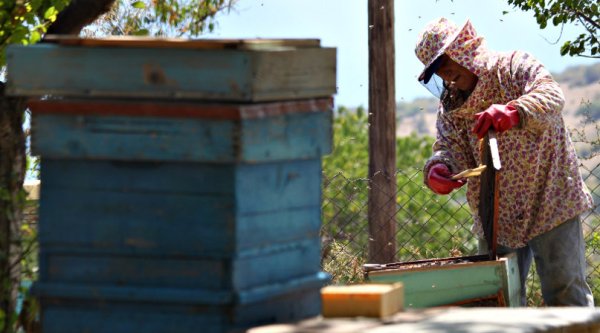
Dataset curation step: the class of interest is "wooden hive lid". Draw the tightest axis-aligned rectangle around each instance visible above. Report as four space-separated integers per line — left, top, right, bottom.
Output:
43 35 322 50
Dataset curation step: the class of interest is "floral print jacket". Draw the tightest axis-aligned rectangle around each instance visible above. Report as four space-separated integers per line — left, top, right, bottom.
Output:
416 18 593 248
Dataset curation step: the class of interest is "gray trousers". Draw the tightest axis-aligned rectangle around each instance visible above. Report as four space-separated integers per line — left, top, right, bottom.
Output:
479 216 594 306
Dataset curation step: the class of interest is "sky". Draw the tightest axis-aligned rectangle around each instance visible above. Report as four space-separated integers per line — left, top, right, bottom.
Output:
204 0 600 108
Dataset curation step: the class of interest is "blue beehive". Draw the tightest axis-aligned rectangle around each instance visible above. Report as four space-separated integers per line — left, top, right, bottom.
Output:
9 38 335 333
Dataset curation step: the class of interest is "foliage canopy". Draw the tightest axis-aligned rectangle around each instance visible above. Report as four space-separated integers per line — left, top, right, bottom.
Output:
506 0 599 58
84 0 235 37
0 0 70 65
0 0 235 67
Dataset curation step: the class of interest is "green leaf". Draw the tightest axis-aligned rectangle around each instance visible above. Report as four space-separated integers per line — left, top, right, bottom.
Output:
51 0 71 11
43 6 58 20
8 26 28 44
25 12 36 25
30 30 41 43
560 41 571 56
552 15 561 26
133 28 149 36
132 1 146 9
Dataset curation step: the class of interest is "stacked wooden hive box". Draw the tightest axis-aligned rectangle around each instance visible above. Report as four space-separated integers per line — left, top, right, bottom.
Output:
7 37 336 333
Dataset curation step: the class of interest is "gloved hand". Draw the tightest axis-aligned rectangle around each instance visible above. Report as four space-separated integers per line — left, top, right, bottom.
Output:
427 164 465 195
472 104 520 139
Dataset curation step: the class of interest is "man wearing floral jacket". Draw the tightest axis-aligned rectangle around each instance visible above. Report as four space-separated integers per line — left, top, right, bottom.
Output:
415 17 594 306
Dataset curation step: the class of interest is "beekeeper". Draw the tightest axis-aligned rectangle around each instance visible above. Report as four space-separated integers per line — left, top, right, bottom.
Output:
415 17 594 306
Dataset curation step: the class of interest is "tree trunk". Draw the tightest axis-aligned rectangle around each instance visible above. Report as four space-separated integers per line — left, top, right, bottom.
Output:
0 2 117 331
0 84 26 333
45 0 116 35
367 0 397 263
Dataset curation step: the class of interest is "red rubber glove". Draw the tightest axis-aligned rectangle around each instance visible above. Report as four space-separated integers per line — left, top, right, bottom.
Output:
427 164 465 195
472 104 520 139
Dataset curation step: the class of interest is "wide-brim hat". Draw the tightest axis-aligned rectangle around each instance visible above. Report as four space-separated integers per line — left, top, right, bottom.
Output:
415 18 469 84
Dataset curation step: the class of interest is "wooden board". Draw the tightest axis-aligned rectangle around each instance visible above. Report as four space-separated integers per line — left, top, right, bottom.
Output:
7 43 336 101
31 107 332 163
321 283 404 318
366 253 520 308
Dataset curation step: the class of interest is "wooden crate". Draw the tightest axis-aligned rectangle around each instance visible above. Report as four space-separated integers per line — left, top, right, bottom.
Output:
33 272 328 333
6 38 336 102
29 98 332 163
365 254 520 308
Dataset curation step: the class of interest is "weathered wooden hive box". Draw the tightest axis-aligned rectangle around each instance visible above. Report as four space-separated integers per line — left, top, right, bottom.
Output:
7 37 336 102
7 37 336 333
365 253 521 308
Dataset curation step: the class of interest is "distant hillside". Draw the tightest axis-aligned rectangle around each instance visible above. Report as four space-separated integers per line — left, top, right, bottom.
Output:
396 62 600 138
396 97 438 137
553 63 600 88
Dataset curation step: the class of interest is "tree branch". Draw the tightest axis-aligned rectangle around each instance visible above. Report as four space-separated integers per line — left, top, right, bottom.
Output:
45 0 117 36
574 9 600 30
574 54 600 58
575 14 599 41
8 238 37 275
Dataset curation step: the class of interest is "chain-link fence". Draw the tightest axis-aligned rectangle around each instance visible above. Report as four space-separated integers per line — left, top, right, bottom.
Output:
320 160 600 306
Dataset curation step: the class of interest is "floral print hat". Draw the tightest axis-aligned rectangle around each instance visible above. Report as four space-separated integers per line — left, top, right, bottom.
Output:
415 17 490 87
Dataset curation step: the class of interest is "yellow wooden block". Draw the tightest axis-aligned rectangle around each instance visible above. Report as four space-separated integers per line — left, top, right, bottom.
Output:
321 283 404 318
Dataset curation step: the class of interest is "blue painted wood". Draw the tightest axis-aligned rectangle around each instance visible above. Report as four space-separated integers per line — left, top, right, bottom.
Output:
38 193 320 257
41 159 235 194
236 209 321 250
40 238 321 290
17 40 335 332
503 253 522 307
34 272 328 333
34 272 328 304
31 114 236 162
6 43 336 102
234 160 322 213
31 111 332 162
42 304 224 333
40 289 321 333
39 159 322 256
41 158 322 211
38 187 236 255
239 111 333 163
